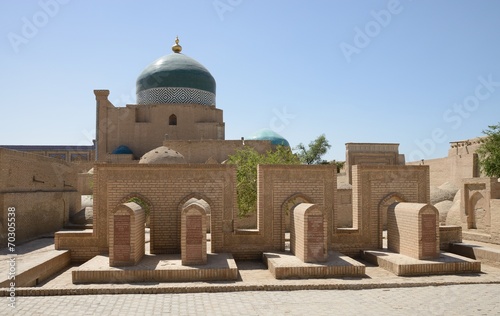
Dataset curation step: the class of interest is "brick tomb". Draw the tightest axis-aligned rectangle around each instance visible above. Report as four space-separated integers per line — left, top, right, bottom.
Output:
362 202 480 276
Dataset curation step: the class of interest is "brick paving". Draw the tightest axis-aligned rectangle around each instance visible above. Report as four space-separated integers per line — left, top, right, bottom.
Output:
2 284 500 315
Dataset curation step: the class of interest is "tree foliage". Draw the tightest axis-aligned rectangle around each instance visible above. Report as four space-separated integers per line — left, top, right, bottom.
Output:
227 146 300 217
334 161 345 173
127 197 150 217
477 123 500 178
294 134 331 164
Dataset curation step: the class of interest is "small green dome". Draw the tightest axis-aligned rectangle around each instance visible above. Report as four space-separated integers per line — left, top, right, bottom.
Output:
249 129 290 147
112 145 133 155
136 38 216 106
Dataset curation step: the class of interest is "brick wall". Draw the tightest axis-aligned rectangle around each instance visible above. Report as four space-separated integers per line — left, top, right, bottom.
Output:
0 148 78 193
56 163 436 262
345 143 401 184
337 188 353 228
55 231 99 263
0 191 78 246
163 140 274 164
56 163 237 261
407 154 478 188
460 177 500 244
77 173 93 196
225 164 336 259
406 138 482 188
334 165 429 255
439 225 462 250
95 90 225 161
0 148 80 245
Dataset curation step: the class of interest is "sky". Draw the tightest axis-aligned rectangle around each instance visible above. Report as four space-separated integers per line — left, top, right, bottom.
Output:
1 0 500 162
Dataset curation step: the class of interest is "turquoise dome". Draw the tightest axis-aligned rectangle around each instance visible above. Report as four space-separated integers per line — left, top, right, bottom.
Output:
112 145 133 155
249 129 290 147
136 38 216 106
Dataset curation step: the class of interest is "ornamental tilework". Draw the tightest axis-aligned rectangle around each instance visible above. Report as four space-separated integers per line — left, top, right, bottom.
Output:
137 87 215 106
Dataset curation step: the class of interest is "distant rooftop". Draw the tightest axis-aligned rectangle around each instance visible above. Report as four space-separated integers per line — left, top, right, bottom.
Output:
0 145 95 151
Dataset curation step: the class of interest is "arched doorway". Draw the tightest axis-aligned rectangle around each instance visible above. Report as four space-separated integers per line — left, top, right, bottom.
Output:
281 193 313 251
378 193 406 248
468 192 488 231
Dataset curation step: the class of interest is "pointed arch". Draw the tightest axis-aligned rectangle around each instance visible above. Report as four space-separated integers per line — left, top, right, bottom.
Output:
178 192 214 236
469 191 487 230
378 192 406 232
169 114 177 126
281 193 314 238
120 193 153 227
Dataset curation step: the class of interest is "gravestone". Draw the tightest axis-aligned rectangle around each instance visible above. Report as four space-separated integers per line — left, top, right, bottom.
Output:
109 202 145 266
181 201 207 265
290 203 327 263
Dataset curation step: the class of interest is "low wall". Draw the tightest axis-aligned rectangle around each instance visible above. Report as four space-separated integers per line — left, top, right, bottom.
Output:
439 225 462 250
55 231 100 263
0 191 79 246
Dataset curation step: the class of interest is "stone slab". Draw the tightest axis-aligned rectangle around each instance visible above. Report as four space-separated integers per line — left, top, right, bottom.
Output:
263 251 365 279
449 242 500 266
72 253 238 284
0 240 70 287
361 250 481 276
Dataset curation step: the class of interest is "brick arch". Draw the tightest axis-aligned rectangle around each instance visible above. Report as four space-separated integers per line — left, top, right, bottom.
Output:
169 114 177 126
378 192 406 232
281 193 313 233
468 191 487 230
177 193 214 213
120 193 154 227
178 193 214 234
120 193 153 213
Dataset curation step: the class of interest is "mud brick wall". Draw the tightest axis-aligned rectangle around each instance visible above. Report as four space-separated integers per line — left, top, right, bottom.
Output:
0 148 80 246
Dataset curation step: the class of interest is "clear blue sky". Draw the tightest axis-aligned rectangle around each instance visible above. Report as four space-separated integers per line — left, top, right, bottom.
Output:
1 0 500 162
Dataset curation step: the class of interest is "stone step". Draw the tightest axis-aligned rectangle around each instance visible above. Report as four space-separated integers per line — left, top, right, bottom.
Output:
0 240 70 287
449 242 500 262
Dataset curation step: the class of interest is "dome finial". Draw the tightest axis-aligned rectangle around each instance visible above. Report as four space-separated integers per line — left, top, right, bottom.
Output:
172 36 182 53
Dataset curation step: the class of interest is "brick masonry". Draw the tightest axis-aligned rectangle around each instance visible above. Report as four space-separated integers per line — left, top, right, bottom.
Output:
459 178 500 244
181 201 208 265
387 203 440 260
290 203 327 263
334 165 430 256
109 202 145 267
56 163 436 265
95 90 225 162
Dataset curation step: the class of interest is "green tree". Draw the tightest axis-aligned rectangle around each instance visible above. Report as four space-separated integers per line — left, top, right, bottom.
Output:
294 134 331 164
227 146 300 217
334 161 345 173
477 123 500 178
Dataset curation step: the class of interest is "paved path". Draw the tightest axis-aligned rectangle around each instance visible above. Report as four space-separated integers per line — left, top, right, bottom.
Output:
3 284 499 315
